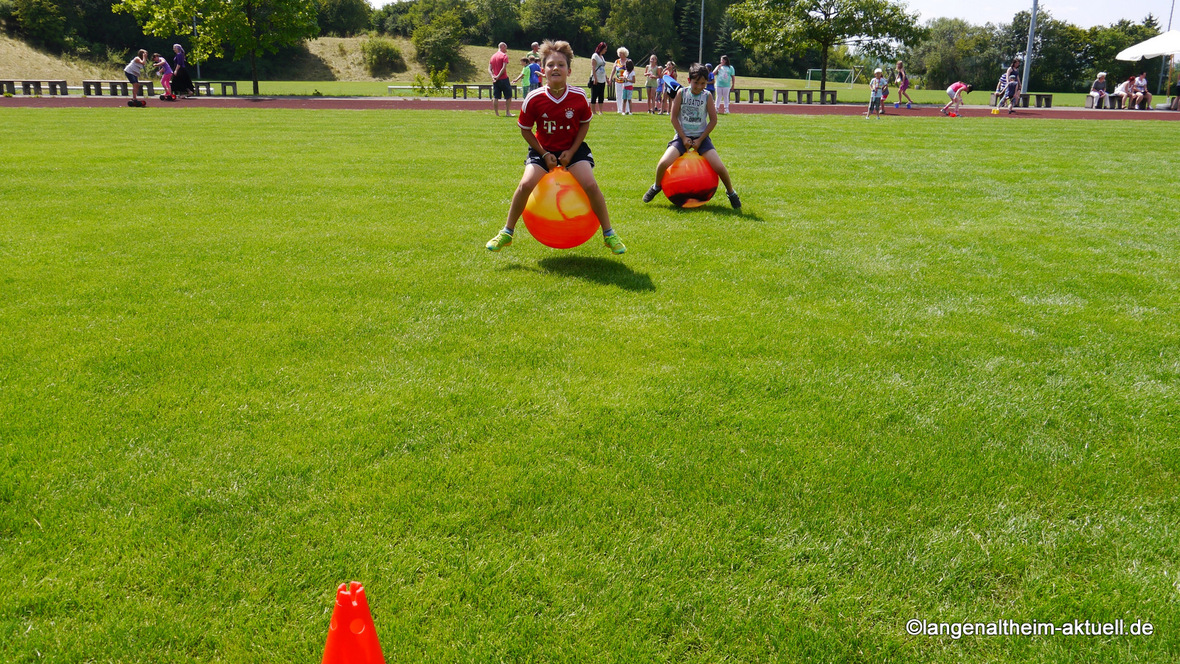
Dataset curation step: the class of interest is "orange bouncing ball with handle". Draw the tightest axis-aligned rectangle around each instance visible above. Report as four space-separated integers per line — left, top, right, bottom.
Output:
662 148 719 208
521 167 600 249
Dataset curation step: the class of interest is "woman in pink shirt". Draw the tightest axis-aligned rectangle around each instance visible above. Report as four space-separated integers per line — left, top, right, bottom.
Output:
941 81 972 116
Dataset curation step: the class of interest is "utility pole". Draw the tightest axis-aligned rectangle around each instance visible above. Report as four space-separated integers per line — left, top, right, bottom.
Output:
1021 0 1037 94
698 0 705 64
193 15 201 79
1159 0 1175 94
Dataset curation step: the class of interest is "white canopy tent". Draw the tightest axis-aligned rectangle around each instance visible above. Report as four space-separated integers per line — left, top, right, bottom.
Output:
1116 30 1180 61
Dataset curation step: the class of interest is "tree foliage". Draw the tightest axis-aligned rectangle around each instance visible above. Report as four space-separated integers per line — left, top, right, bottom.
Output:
116 0 319 94
13 0 66 48
520 0 601 54
906 11 1163 93
315 0 370 37
731 0 921 90
411 8 466 71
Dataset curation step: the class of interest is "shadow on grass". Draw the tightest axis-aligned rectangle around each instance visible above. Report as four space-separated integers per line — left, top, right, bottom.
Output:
667 205 764 221
502 256 656 292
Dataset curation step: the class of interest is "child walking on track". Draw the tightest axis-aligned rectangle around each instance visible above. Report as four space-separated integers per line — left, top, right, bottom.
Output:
866 68 886 118
486 40 626 255
153 53 174 98
942 81 972 116
894 61 913 108
642 63 740 209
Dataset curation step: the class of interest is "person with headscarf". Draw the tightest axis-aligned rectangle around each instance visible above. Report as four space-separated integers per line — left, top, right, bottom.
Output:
171 44 196 97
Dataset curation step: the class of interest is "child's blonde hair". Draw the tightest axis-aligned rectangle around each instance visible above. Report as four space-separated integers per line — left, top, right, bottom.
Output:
539 40 574 69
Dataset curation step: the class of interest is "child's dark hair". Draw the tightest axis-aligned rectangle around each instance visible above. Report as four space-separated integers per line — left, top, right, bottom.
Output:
964 84 973 93
625 59 634 72
688 62 708 81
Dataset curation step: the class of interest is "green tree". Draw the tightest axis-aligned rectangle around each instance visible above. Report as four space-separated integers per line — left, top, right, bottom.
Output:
468 0 521 46
1085 18 1164 90
908 17 1003 89
606 0 677 63
13 0 67 49
316 0 370 36
372 1 415 36
520 0 602 54
999 10 1090 92
116 0 319 95
731 0 921 91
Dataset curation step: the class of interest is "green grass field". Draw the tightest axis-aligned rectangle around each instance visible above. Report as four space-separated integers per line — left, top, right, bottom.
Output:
232 78 1093 107
2 108 1178 663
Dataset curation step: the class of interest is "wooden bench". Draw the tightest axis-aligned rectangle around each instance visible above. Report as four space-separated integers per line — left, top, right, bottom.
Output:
1084 94 1120 109
194 80 237 95
729 87 765 103
990 92 1031 108
16 80 68 95
774 88 838 104
82 80 155 96
0 80 14 95
1033 93 1053 108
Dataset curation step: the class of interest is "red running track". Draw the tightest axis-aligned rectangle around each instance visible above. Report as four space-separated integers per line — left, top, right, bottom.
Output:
3 94 1179 121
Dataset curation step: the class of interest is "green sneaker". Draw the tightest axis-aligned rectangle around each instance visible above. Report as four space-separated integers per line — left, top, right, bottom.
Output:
486 230 513 252
603 233 626 255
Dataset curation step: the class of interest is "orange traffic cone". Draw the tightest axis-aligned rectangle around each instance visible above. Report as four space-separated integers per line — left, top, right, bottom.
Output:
322 582 385 664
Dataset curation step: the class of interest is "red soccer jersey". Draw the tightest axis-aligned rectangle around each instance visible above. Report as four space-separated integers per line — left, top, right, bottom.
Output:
517 86 592 153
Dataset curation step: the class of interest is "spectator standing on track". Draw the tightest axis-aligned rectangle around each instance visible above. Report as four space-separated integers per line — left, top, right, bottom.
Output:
865 68 886 118
622 60 635 115
489 42 513 117
589 42 608 116
713 56 734 114
645 55 660 114
513 56 532 99
611 47 630 114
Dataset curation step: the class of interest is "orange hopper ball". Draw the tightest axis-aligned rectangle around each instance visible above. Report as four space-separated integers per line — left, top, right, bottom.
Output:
662 149 719 208
521 167 600 249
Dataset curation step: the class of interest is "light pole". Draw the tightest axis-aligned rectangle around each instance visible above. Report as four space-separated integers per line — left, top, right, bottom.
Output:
1021 0 1037 94
698 0 705 64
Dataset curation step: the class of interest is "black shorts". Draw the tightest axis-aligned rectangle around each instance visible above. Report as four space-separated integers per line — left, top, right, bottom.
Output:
493 78 512 100
525 143 594 171
125 72 139 84
668 134 715 155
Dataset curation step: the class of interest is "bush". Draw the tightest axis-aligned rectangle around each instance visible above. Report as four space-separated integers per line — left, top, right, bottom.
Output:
361 37 406 77
411 10 464 72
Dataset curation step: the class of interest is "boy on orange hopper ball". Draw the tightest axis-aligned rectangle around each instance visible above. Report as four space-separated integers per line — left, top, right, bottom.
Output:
642 63 740 208
486 40 625 254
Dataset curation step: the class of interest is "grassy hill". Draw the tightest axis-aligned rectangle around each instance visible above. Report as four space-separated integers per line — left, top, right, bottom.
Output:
0 34 120 83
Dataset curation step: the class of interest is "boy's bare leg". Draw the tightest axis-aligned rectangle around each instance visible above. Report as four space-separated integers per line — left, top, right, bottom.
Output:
504 164 548 230
653 147 680 188
702 150 735 194
567 161 611 231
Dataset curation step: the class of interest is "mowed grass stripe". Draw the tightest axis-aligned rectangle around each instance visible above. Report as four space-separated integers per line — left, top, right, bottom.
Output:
1 108 1178 663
